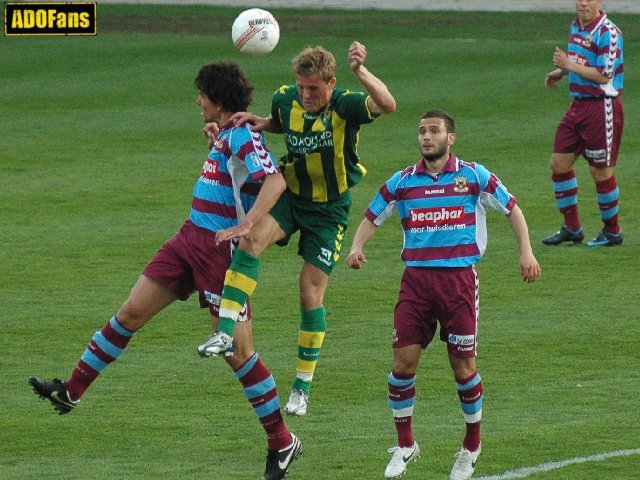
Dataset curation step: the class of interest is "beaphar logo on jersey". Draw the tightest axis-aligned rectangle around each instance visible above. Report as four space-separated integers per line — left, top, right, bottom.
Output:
4 2 97 36
202 159 220 180
409 206 465 227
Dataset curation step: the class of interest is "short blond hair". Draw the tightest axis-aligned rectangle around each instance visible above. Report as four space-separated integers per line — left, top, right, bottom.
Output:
292 46 336 81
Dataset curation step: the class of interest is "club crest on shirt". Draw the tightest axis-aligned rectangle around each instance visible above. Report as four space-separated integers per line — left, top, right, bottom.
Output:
321 110 332 125
454 176 469 193
584 34 592 48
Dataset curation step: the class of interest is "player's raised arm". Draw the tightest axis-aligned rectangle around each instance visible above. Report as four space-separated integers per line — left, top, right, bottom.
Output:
348 41 397 116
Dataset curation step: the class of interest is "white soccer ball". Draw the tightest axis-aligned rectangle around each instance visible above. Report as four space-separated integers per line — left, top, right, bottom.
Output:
231 8 280 56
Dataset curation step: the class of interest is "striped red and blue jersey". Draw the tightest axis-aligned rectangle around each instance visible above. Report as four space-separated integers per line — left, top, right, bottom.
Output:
190 121 279 232
567 10 623 98
365 155 516 268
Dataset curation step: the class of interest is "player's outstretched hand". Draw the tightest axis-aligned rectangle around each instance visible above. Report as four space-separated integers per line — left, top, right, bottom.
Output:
215 223 252 245
349 41 367 72
346 251 368 270
231 112 267 132
204 122 219 149
520 253 541 284
545 70 563 90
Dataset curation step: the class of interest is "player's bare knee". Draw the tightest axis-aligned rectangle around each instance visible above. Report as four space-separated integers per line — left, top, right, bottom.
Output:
589 165 613 182
116 301 150 330
242 217 283 256
241 232 266 256
550 153 575 173
449 356 477 381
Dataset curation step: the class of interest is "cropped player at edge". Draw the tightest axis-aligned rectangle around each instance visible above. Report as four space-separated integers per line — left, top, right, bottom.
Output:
542 0 625 247
347 110 541 480
198 41 397 417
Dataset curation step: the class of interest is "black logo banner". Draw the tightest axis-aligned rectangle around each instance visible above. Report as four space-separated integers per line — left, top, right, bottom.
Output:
5 2 97 36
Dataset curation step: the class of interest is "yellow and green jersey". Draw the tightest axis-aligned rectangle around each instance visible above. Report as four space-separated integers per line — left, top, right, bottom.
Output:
271 85 375 203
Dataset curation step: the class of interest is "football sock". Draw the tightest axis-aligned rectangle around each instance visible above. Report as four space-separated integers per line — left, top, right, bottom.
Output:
293 306 326 394
67 316 135 401
595 175 621 234
552 170 581 231
235 353 291 450
456 371 483 452
388 371 416 448
218 249 260 337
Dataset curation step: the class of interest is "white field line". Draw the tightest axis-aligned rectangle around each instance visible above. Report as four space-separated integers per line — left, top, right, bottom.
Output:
476 448 640 480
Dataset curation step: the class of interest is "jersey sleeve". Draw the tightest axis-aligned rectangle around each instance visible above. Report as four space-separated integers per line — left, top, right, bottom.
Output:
335 90 374 125
595 25 620 79
474 163 516 215
270 85 288 132
230 125 280 181
365 171 401 226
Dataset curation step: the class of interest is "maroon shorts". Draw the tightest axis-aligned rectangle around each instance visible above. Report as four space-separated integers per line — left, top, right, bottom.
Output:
143 220 250 319
393 266 478 358
553 96 624 167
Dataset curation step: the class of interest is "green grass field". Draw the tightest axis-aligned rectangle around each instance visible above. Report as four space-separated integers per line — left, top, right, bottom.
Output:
2 5 639 479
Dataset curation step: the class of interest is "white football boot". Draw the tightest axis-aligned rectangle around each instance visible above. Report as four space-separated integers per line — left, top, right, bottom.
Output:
384 442 420 478
450 444 481 480
196 331 234 357
284 388 309 416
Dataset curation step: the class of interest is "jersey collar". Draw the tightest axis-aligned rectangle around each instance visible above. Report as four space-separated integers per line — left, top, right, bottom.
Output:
573 10 606 32
415 154 459 175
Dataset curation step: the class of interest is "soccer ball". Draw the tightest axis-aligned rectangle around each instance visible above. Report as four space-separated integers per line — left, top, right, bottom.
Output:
231 8 280 56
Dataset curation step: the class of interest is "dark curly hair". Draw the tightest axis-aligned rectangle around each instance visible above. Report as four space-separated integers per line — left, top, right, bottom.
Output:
195 61 254 112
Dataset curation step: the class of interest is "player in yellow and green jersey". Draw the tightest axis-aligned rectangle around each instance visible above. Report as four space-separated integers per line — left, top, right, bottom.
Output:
273 78 373 202
198 42 397 416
